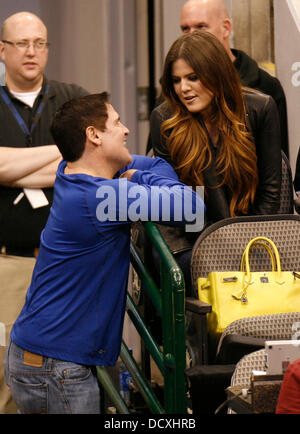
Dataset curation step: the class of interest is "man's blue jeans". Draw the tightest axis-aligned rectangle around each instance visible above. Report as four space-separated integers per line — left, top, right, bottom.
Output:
4 340 100 414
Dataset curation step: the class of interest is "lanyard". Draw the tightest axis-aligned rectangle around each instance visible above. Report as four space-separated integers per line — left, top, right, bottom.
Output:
0 84 50 142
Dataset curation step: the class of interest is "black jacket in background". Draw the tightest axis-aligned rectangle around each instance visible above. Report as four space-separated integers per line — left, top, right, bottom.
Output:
233 49 289 158
293 149 300 192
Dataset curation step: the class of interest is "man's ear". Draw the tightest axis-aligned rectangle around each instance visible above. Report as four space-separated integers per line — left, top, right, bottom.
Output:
222 18 232 40
0 41 6 62
86 126 102 146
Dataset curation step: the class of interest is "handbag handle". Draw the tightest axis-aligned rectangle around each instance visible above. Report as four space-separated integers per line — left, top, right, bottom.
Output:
241 236 283 283
240 240 277 273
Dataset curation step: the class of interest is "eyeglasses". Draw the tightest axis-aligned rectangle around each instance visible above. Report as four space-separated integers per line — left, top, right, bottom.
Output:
2 40 50 50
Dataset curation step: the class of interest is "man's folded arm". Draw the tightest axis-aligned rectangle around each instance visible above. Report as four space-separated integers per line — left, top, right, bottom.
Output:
0 145 61 184
3 157 61 188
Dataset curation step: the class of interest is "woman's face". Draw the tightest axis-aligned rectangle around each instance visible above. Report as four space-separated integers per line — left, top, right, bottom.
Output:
171 58 213 114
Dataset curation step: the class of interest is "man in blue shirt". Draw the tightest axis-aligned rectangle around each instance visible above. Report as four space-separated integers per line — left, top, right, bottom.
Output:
4 92 204 414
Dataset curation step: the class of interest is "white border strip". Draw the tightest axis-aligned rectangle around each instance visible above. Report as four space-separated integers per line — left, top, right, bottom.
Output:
288 0 300 33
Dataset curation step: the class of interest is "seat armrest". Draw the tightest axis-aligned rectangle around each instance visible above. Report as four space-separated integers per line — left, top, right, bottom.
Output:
185 297 212 315
185 364 236 414
216 334 265 364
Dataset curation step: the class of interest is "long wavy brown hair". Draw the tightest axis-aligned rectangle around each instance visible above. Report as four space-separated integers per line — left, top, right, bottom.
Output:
160 31 258 216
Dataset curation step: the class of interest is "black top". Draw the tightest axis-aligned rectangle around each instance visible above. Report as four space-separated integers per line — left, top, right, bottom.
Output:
0 78 88 249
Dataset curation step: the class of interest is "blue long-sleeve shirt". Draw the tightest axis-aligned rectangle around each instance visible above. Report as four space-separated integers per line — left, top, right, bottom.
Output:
11 155 204 366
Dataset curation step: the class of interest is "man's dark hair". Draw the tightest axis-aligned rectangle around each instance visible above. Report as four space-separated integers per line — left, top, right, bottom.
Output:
51 92 109 162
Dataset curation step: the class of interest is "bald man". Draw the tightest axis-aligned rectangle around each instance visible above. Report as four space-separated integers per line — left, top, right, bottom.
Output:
180 0 289 157
0 12 88 413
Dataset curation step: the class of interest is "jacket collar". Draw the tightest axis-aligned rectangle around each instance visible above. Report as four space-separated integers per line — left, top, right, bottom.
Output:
232 49 260 87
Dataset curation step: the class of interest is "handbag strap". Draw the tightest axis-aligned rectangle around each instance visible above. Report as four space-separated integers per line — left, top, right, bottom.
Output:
242 236 283 283
240 240 277 273
232 237 284 304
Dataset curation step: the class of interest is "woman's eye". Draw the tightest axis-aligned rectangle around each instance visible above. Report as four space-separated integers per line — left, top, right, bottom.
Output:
172 78 180 84
189 75 198 82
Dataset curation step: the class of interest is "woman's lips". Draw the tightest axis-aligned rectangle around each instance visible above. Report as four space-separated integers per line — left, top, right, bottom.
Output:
184 96 196 103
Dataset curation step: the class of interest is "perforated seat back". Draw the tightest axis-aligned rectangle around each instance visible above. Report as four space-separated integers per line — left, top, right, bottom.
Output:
217 312 300 357
230 349 266 387
279 151 294 214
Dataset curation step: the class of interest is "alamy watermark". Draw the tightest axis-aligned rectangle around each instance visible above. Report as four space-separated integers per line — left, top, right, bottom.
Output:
291 62 300 87
95 179 204 232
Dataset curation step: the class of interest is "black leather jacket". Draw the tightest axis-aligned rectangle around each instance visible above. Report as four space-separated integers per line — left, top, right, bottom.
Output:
150 89 282 224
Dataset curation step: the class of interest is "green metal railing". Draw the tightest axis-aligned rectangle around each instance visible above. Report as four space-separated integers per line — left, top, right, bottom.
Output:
97 222 187 414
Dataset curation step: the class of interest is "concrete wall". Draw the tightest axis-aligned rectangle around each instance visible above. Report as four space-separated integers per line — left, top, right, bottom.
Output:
108 0 138 153
41 0 109 94
0 0 109 93
274 0 300 177
232 0 272 62
0 0 41 20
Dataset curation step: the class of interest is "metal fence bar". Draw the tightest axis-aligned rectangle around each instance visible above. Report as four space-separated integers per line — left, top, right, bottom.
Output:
96 366 130 414
172 268 187 413
143 223 187 413
160 263 176 413
120 341 164 414
130 243 162 316
126 293 165 375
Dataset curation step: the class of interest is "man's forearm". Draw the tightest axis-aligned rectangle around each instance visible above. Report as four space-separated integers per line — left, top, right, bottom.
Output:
3 158 61 188
0 145 61 183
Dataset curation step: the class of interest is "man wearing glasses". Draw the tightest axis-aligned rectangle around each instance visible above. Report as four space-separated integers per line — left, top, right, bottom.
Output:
0 11 88 414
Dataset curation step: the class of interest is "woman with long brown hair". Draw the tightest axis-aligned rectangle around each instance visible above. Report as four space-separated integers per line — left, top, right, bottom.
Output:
150 30 282 291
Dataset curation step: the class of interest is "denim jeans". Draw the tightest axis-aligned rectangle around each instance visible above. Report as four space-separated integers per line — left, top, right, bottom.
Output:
4 340 100 414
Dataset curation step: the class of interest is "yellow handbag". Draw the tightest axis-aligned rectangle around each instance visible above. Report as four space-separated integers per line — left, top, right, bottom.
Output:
197 236 300 340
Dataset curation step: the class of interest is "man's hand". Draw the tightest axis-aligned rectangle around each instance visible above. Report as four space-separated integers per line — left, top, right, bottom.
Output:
119 169 138 181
